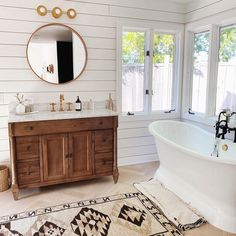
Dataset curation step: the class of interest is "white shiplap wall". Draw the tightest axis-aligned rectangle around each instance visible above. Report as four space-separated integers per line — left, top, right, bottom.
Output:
1 0 234 166
185 0 236 23
0 0 185 165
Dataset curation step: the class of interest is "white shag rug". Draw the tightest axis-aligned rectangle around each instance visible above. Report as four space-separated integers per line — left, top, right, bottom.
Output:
134 179 206 232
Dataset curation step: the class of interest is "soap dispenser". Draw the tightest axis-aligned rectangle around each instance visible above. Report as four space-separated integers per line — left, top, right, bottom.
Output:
75 96 82 111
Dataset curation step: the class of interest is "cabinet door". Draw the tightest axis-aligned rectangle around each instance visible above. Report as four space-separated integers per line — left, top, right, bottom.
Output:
42 134 68 182
69 131 93 178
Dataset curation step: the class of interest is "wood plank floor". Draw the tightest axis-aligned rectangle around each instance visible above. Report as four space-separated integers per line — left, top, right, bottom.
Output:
0 161 235 235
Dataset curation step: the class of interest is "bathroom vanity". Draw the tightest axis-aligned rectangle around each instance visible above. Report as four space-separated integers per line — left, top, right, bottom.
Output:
8 110 118 200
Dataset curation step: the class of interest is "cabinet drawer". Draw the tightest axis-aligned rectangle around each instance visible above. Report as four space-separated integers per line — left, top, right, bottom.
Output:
16 136 39 160
95 130 113 153
95 153 113 174
17 161 40 186
12 117 115 136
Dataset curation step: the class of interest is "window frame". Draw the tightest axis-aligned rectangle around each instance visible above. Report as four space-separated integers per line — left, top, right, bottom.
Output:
183 19 236 125
121 28 150 115
117 20 184 120
190 29 211 115
151 31 177 113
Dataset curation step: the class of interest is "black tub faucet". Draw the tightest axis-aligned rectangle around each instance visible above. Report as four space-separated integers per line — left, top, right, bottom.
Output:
215 110 236 143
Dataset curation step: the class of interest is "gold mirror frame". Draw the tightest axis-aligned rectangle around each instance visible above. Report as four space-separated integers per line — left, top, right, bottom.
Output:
26 23 88 85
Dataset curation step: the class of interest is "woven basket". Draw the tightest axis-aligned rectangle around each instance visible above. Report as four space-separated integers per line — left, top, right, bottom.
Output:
0 165 9 192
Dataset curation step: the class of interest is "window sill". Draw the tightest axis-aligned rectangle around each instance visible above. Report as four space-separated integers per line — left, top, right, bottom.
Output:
119 111 180 122
181 112 217 126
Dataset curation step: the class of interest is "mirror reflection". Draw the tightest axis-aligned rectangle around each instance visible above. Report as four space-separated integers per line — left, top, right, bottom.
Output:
27 24 87 84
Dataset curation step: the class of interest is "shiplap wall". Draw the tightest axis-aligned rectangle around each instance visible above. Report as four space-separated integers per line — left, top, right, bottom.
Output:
185 0 236 23
0 0 186 166
1 0 235 166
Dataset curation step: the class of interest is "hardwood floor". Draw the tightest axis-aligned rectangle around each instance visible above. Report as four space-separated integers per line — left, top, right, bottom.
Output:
0 161 235 235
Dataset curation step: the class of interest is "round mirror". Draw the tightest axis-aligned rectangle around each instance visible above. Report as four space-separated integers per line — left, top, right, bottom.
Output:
27 23 87 84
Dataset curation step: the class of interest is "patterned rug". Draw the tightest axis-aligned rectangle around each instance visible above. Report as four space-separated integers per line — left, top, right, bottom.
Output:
0 192 182 236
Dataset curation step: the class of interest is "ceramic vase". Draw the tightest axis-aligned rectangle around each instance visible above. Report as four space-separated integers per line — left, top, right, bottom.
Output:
16 103 25 115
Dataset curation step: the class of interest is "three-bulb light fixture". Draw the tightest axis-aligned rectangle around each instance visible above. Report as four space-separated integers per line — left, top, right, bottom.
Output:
36 5 77 19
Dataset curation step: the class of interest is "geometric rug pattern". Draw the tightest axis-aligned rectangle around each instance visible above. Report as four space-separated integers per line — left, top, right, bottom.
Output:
0 192 183 236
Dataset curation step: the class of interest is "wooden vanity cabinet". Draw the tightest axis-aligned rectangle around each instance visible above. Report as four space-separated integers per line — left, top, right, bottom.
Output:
9 116 118 200
42 134 69 182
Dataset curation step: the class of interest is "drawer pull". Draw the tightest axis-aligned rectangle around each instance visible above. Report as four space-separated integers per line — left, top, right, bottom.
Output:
102 138 107 142
103 160 106 165
99 121 103 125
26 146 31 151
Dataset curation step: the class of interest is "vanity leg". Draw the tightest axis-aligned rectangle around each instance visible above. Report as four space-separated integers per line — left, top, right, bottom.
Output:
12 184 19 201
113 170 119 184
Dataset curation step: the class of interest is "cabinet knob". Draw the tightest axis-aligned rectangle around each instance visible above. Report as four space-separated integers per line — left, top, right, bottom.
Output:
66 154 73 159
99 121 103 125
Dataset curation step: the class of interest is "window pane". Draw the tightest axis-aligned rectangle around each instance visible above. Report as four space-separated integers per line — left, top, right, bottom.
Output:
152 33 175 111
122 31 145 113
191 31 209 113
216 25 236 113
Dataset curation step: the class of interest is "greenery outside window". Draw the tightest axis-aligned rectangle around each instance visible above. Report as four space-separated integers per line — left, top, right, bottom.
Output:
186 23 236 120
121 29 178 114
152 33 175 111
216 25 236 114
191 31 210 114
122 31 146 113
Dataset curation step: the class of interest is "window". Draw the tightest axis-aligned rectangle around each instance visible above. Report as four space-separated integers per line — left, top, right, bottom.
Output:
191 31 210 113
185 22 236 121
122 31 146 113
121 29 179 114
152 33 175 111
216 25 236 113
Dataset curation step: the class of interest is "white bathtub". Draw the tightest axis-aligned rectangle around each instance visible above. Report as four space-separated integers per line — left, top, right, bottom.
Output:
149 120 236 233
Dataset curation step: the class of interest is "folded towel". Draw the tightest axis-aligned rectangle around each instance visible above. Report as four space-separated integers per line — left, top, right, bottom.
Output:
134 179 206 231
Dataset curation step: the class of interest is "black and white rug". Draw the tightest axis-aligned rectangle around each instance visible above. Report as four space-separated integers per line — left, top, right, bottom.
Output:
0 192 182 236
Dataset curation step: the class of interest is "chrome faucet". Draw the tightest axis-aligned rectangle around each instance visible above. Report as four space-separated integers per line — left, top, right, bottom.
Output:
59 94 64 111
211 138 220 157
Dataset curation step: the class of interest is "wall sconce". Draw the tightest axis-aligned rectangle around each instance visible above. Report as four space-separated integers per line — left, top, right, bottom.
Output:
36 5 77 19
67 9 77 19
52 7 63 19
37 5 47 16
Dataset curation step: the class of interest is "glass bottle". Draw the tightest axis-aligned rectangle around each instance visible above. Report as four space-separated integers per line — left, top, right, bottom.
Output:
75 96 82 111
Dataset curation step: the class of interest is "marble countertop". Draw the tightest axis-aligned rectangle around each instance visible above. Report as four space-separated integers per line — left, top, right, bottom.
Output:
8 109 118 123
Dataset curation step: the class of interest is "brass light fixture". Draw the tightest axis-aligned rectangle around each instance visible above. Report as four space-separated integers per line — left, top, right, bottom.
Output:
37 5 47 16
52 7 63 19
36 5 77 19
67 9 77 19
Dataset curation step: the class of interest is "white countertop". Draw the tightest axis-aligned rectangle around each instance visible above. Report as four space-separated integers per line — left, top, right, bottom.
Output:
8 109 118 123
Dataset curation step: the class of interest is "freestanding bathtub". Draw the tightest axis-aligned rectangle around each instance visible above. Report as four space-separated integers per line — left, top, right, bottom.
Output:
149 120 236 233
